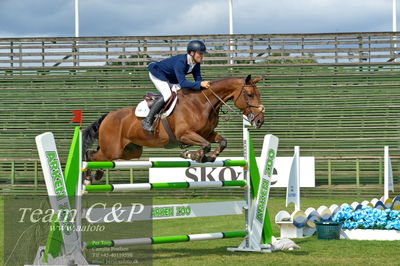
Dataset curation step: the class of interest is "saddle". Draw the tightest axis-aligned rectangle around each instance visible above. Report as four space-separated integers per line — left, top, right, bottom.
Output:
135 84 180 118
144 91 177 114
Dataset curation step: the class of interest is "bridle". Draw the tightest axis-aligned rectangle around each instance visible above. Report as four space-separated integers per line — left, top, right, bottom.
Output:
235 81 265 111
201 80 265 123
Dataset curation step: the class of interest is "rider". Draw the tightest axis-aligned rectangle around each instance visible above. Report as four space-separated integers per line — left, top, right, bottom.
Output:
142 40 211 133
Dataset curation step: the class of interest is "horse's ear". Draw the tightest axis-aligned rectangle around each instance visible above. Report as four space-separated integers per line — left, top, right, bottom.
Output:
245 75 252 84
252 76 262 84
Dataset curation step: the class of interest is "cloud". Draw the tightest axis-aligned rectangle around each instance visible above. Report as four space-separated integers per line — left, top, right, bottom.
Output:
135 0 228 36
233 0 393 33
0 0 74 36
77 0 229 36
0 0 396 38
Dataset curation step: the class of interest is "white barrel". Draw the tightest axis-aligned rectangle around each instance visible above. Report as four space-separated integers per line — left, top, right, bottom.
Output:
303 208 320 237
275 210 292 223
317 206 332 221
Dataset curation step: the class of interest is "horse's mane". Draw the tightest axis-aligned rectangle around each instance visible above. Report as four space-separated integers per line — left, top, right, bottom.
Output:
210 77 242 84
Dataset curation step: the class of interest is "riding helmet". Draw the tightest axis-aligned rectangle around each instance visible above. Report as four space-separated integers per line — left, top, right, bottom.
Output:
187 40 208 54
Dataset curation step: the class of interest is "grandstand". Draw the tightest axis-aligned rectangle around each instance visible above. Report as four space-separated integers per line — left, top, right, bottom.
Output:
0 32 399 196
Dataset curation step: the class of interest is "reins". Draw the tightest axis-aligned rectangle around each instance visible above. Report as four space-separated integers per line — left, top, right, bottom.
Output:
201 80 264 123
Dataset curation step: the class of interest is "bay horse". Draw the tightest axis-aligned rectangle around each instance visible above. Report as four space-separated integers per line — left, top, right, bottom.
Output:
82 74 265 183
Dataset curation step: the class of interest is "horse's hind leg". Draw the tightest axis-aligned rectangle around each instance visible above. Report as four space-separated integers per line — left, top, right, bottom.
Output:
121 143 143 160
91 147 122 161
83 144 125 184
83 148 107 184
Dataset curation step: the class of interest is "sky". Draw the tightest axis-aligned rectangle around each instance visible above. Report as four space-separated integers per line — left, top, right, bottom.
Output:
0 0 397 38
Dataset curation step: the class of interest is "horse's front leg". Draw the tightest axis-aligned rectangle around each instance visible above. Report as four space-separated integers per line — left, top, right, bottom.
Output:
204 131 227 162
178 131 211 163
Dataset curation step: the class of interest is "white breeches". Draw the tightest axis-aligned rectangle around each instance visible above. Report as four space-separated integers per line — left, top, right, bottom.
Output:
149 72 172 101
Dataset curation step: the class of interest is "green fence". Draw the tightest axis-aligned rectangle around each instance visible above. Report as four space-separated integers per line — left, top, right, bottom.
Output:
0 157 397 186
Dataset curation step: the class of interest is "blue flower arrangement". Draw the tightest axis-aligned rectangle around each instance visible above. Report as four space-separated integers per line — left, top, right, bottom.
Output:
332 205 400 230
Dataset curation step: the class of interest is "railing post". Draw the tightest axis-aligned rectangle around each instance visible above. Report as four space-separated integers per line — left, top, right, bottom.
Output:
234 38 238 63
249 38 253 64
106 169 109 185
391 33 395 60
143 39 148 66
105 40 109 65
19 42 22 67
368 36 371 63
41 41 45 67
334 37 338 64
229 37 234 65
169 39 173 57
122 46 126 66
73 40 77 67
379 157 383 185
356 159 360 187
11 161 15 185
10 41 14 68
358 36 363 64
328 159 332 186
34 160 38 187
130 168 134 184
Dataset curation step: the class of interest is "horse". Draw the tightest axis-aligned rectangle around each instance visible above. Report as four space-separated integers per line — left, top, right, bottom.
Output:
82 74 265 183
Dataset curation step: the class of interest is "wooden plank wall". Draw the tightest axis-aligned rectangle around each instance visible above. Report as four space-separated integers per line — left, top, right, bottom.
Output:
1 32 400 67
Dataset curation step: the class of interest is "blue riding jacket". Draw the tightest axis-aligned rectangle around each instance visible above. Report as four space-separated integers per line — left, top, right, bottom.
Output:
148 54 202 90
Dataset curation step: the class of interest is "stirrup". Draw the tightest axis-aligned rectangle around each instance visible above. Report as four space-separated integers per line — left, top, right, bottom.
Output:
141 119 154 133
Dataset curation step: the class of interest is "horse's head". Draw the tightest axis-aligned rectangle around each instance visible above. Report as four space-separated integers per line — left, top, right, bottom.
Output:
233 75 265 128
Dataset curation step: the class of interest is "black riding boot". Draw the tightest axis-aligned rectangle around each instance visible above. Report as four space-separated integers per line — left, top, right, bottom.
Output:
141 97 165 133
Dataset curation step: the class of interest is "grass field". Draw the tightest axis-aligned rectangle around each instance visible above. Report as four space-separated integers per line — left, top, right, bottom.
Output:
1 196 400 265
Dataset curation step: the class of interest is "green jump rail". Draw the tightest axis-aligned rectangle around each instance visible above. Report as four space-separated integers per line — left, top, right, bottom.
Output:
84 180 247 192
83 159 247 170
85 230 247 248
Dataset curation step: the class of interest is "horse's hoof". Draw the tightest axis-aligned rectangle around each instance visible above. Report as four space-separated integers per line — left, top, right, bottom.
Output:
83 177 92 186
205 155 216 162
180 150 189 159
94 170 104 181
83 169 93 185
197 154 207 163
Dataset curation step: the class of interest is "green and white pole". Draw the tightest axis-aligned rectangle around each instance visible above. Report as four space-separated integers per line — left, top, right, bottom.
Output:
86 231 246 249
82 159 246 170
84 180 246 193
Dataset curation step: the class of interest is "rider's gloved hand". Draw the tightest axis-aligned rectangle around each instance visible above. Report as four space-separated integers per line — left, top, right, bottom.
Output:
201 81 211 89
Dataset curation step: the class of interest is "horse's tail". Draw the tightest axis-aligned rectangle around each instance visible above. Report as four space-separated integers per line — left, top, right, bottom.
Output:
82 114 108 155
